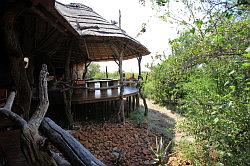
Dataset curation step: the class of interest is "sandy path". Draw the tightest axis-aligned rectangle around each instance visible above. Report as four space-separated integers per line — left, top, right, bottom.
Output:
146 99 182 142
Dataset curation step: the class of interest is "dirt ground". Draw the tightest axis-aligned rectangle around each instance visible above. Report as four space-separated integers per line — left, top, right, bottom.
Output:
71 99 186 165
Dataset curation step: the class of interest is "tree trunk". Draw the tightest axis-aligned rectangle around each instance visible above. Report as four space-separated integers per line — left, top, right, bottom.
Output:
0 65 57 165
40 117 106 166
1 65 106 166
20 64 57 165
3 5 31 119
10 56 32 119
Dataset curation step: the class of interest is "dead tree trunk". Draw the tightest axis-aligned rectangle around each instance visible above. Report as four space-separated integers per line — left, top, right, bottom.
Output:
0 65 57 165
0 65 106 166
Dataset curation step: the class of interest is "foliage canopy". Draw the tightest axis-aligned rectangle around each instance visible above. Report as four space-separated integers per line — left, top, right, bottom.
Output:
143 0 250 165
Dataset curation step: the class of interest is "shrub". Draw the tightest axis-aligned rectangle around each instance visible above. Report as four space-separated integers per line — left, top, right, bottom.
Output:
144 15 250 165
128 107 146 126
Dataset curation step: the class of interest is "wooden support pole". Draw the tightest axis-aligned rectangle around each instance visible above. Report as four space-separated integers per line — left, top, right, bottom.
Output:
137 56 142 76
82 61 91 79
63 42 74 128
136 94 140 108
106 66 108 78
132 95 136 111
129 96 133 112
118 51 125 123
137 55 148 116
119 9 121 28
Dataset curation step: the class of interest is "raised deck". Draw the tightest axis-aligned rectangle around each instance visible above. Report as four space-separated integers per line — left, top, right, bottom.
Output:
71 86 139 104
47 85 140 123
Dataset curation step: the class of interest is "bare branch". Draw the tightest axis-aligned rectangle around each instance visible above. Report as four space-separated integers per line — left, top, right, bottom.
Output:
28 64 49 128
3 91 16 111
0 91 27 128
0 108 27 128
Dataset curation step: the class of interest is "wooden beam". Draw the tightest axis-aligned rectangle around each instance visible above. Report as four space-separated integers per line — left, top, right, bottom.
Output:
63 42 74 128
35 27 57 51
83 39 91 59
30 6 74 37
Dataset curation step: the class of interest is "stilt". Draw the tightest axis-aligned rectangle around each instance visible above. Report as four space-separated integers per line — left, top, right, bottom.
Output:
137 56 148 116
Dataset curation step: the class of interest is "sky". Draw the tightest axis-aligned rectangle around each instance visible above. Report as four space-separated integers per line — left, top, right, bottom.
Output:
57 0 179 72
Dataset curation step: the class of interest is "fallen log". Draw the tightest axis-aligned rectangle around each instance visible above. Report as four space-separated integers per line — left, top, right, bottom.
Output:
40 117 106 166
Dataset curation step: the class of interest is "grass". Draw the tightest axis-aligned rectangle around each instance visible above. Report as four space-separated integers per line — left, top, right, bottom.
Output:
128 107 147 126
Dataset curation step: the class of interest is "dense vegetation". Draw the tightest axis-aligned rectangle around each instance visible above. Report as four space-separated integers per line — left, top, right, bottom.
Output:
143 0 250 165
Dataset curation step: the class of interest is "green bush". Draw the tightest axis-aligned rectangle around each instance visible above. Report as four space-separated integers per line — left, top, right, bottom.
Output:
144 14 250 165
179 58 250 165
128 107 146 125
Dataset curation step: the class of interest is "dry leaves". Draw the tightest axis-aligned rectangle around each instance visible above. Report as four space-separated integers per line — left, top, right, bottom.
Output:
72 121 157 166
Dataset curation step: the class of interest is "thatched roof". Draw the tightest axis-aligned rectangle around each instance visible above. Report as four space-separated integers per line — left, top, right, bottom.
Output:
55 2 150 61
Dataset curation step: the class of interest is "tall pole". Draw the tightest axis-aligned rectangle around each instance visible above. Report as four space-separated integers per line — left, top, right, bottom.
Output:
137 56 142 76
119 9 121 29
118 51 124 123
105 66 108 78
137 55 148 116
63 42 74 128
117 9 125 123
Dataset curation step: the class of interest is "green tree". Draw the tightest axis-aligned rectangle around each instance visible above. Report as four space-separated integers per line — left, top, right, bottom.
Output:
86 63 101 79
143 0 250 165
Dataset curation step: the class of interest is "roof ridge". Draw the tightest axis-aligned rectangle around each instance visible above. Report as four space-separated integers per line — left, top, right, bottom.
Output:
68 3 93 11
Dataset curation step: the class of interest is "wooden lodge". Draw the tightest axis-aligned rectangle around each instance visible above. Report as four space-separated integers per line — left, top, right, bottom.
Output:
0 0 150 165
47 2 150 125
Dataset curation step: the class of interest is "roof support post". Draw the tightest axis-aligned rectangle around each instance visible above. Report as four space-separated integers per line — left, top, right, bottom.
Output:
137 56 142 76
63 42 74 128
136 55 148 116
110 42 126 123
105 66 108 78
118 50 125 123
82 61 92 79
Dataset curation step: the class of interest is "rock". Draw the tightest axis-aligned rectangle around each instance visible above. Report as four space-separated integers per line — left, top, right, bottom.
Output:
144 160 150 165
112 152 120 158
142 149 148 155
